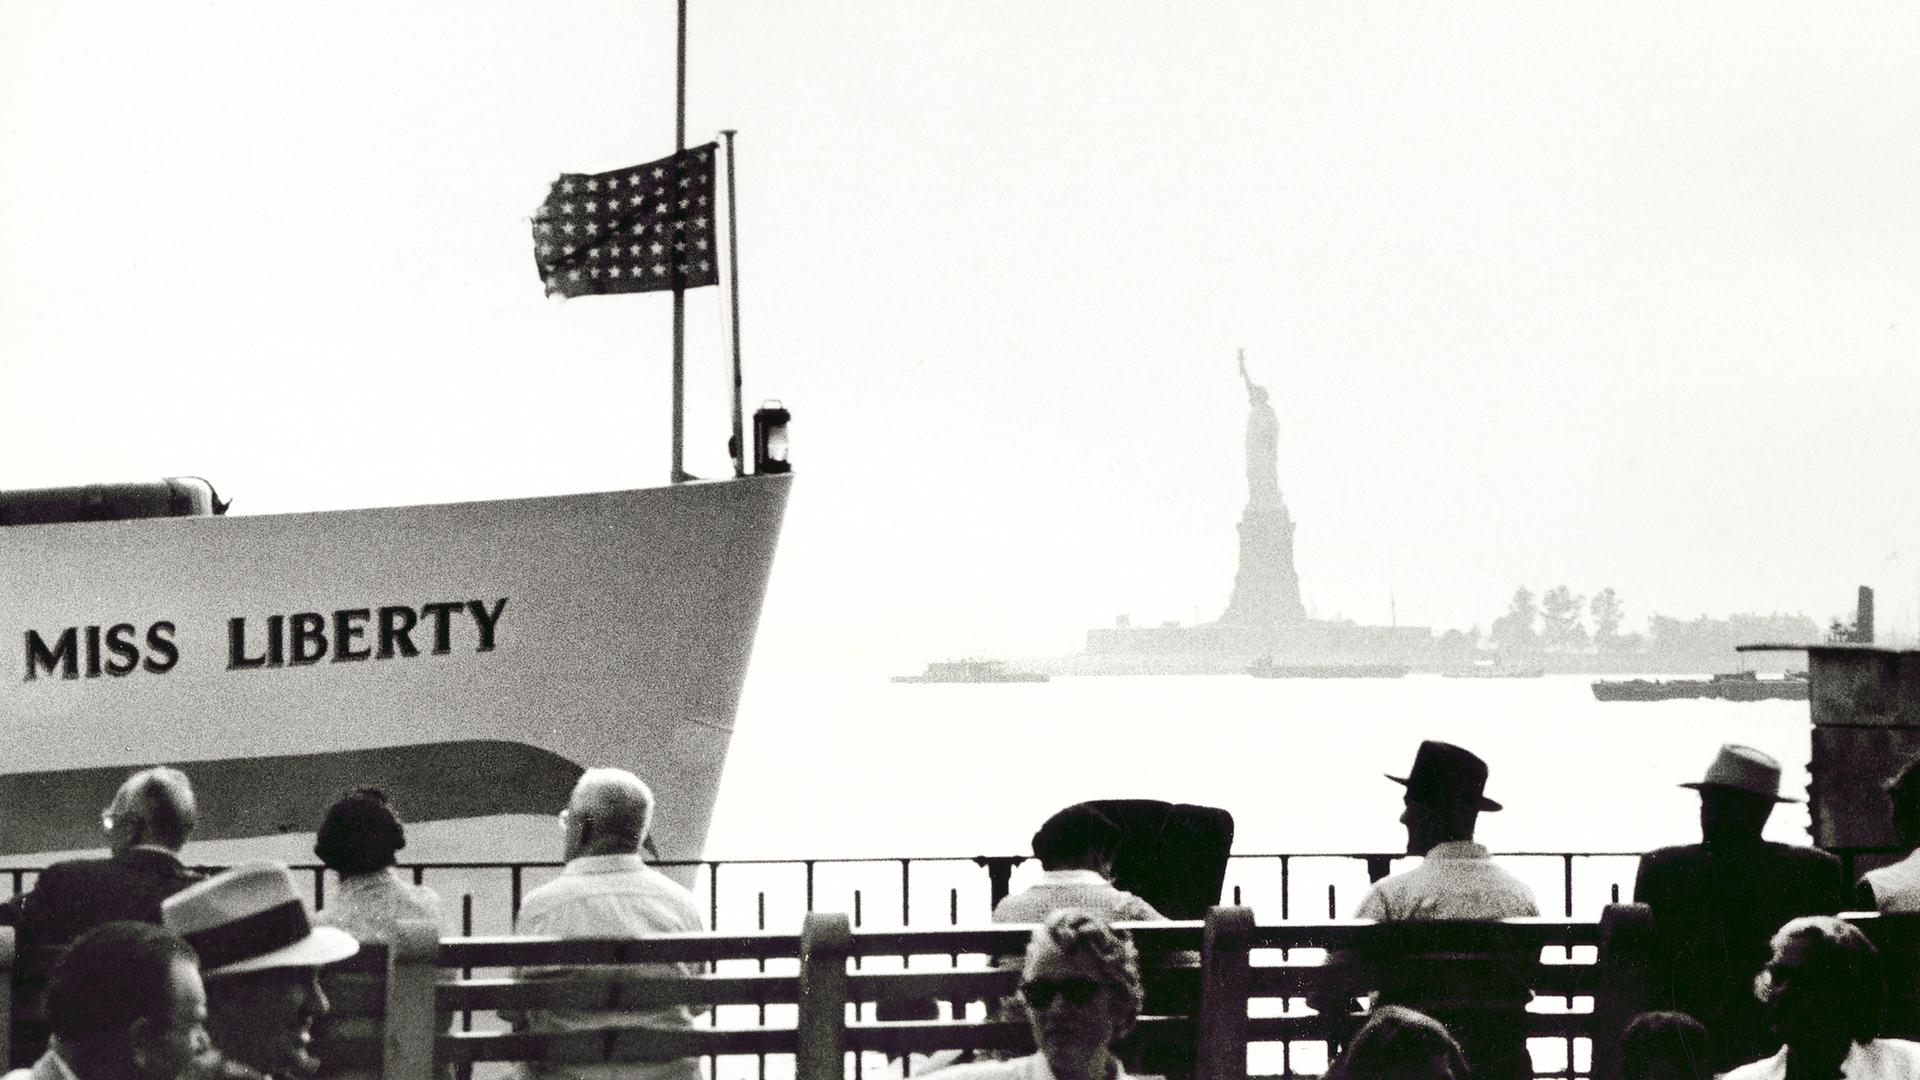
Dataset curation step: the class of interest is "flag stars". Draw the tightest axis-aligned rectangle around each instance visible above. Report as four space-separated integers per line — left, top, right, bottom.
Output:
584 200 597 212
694 238 708 251
562 181 576 194
629 195 643 207
628 244 642 256
561 223 576 235
606 177 620 190
585 223 598 235
608 266 622 279
585 179 598 191
568 269 582 282
560 202 574 214
699 259 711 272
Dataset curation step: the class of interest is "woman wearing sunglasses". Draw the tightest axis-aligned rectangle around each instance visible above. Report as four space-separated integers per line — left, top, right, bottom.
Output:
927 909 1153 1080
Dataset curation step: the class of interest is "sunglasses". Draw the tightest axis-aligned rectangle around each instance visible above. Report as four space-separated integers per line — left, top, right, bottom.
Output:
1019 976 1103 1009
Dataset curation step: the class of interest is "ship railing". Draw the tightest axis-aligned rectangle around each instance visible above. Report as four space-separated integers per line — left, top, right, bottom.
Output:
3 847 1901 936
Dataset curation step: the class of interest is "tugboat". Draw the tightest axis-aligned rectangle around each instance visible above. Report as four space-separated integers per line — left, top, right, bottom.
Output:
1591 670 1810 702
892 659 1051 684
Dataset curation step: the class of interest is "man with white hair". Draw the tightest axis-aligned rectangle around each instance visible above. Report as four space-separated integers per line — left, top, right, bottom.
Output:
508 768 705 1080
19 767 204 942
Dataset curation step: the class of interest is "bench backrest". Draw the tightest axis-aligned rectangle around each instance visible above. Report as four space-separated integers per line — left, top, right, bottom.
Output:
0 907 1659 1080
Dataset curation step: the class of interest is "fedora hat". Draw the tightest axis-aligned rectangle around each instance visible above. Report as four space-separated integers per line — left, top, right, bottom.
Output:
1679 744 1797 803
162 861 358 977
1387 740 1503 812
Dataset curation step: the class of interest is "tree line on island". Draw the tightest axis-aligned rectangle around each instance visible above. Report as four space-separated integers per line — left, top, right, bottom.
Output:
1430 586 1822 670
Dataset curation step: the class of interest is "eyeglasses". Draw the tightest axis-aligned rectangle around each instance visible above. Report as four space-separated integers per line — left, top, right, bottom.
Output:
1018 977 1103 1009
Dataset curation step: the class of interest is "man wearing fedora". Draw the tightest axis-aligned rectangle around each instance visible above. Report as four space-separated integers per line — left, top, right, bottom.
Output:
1633 743 1848 1072
1354 740 1538 922
1333 741 1538 1080
3 921 213 1080
161 863 360 1080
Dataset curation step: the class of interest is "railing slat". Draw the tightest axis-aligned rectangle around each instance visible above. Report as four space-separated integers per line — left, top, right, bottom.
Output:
795 912 851 1080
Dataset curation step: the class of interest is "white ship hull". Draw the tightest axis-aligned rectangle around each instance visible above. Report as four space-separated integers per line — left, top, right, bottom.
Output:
0 475 790 867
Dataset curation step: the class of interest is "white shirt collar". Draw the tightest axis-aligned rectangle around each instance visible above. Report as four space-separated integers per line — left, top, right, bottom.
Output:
1424 841 1491 861
565 853 648 875
1037 869 1111 885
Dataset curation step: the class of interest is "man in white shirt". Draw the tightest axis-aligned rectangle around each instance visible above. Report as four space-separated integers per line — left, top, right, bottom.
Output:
1339 741 1538 1080
509 769 706 1080
1724 916 1920 1080
993 804 1163 925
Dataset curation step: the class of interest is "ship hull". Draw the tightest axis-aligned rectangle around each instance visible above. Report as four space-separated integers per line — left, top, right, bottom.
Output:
1591 677 1808 702
0 475 791 864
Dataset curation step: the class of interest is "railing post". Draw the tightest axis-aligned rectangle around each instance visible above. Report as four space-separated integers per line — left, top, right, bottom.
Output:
382 919 442 1080
797 912 852 1080
0 927 15 1069
1196 906 1253 1080
1591 903 1655 1080
975 855 1020 909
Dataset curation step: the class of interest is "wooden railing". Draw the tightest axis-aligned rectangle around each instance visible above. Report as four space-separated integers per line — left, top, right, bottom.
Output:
1 906 1660 1080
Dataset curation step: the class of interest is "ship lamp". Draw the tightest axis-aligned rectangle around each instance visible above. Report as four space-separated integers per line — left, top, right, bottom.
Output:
753 401 791 475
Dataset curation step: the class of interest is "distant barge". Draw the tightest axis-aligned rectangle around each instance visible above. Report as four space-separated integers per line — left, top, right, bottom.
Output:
1591 671 1809 702
1248 660 1410 679
892 659 1050 684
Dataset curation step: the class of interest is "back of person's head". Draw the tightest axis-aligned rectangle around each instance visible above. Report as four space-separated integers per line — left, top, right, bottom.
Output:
1031 803 1121 871
106 767 197 851
1887 756 1920 847
313 788 407 878
1622 1011 1713 1080
1756 916 1883 1045
1328 1006 1467 1080
47 921 201 1069
569 768 655 852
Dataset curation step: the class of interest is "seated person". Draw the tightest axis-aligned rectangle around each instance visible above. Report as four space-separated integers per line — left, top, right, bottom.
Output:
1325 1006 1468 1080
313 788 443 943
993 805 1163 924
1858 755 1920 912
1723 916 1920 1079
925 910 1158 1080
1622 1012 1713 1080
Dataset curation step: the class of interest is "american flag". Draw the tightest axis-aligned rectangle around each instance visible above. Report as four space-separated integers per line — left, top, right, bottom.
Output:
532 143 718 298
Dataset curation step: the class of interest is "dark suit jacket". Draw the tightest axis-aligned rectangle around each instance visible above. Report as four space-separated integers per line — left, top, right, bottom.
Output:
8 848 206 1068
1633 841 1847 1070
17 847 205 946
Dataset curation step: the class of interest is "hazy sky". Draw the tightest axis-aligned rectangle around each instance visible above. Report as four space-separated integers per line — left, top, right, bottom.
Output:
4 3 1918 668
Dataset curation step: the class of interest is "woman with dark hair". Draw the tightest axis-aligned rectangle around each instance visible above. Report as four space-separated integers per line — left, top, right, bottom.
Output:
1723 916 1920 1079
313 788 442 943
926 910 1155 1080
1327 1006 1469 1080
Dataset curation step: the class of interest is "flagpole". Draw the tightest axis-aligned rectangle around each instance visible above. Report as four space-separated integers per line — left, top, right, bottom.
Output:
722 129 744 478
669 0 690 483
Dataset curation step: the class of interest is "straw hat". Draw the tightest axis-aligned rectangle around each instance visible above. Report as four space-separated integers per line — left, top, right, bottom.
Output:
1387 740 1503 812
162 861 358 977
1679 744 1797 804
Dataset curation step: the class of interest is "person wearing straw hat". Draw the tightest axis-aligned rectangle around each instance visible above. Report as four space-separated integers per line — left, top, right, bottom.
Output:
1633 744 1848 1072
161 863 359 1080
1856 753 1920 912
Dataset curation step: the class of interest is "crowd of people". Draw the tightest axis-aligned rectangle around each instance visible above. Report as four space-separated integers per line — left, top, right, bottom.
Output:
4 738 1920 1080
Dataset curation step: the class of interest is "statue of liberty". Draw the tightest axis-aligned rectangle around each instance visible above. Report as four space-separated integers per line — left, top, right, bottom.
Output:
1238 349 1280 502
1217 349 1305 629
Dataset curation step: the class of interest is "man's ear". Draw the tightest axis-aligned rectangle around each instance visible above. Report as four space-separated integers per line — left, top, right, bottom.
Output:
128 1014 157 1071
